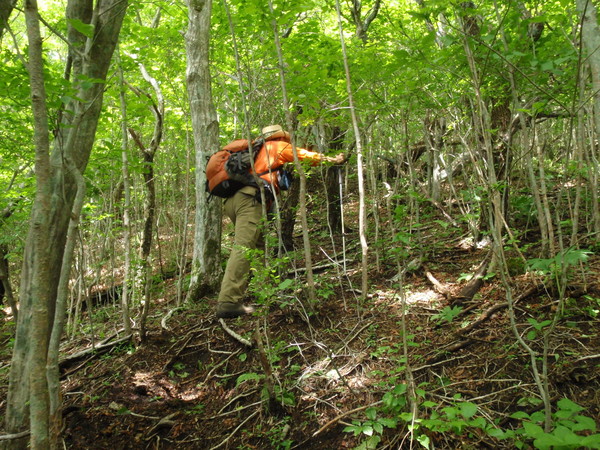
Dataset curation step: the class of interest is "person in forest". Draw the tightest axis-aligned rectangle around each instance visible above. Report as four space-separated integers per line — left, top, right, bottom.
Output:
216 125 346 319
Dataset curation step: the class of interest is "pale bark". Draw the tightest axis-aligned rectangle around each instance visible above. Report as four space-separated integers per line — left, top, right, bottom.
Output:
267 0 317 303
117 49 132 336
23 0 53 446
185 0 222 301
577 0 600 241
128 62 164 342
47 163 85 444
335 0 369 302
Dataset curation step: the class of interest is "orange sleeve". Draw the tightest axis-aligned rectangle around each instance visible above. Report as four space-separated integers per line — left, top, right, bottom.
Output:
270 141 323 166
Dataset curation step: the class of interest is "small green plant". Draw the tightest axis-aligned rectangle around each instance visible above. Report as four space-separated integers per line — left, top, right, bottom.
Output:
344 385 497 449
527 248 592 279
236 372 263 387
525 317 553 340
490 398 600 449
185 403 205 415
169 362 189 380
432 305 463 324
266 417 293 450
343 406 397 448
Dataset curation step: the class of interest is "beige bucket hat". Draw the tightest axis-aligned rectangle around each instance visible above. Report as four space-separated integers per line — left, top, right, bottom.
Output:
262 124 290 141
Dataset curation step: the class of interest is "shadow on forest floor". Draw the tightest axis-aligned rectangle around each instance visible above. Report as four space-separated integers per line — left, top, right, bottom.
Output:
1 221 599 449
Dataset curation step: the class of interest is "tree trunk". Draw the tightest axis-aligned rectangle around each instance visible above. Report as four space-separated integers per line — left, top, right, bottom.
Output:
128 61 164 342
23 0 53 446
577 0 600 241
335 0 369 301
117 49 133 336
4 0 127 445
184 0 222 302
268 0 317 304
0 0 16 43
325 127 345 234
280 179 300 251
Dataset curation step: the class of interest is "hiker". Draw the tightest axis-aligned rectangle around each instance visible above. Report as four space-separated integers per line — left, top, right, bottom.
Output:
215 125 345 319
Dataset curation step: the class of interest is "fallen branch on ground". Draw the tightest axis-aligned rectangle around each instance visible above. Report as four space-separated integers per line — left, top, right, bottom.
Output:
59 333 132 368
219 319 252 347
161 307 184 331
0 430 29 441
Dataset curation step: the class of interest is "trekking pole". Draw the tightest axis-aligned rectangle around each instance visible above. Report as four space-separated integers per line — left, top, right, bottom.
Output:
338 167 347 274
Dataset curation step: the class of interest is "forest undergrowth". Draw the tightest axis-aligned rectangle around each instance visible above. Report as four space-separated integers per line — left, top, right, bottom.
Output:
1 206 599 450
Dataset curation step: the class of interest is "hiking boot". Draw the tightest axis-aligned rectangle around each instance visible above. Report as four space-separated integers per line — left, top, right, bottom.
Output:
215 302 255 319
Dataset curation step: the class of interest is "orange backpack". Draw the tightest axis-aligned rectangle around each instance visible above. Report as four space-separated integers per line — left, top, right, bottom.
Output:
205 137 265 198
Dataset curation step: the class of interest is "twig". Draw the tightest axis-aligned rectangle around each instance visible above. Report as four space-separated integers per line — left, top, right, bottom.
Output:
425 339 478 365
209 400 262 420
209 409 259 450
312 400 382 437
456 284 544 336
216 390 258 415
161 307 184 331
59 334 132 367
0 430 29 441
575 354 600 362
425 271 452 298
145 413 177 437
203 351 238 384
162 333 195 371
293 259 352 274
219 319 253 347
337 321 373 351
412 354 470 372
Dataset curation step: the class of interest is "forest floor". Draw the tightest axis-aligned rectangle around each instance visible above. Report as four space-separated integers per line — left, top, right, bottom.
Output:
1 213 599 449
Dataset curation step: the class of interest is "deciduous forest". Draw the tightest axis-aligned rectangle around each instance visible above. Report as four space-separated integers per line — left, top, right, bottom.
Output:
1 0 599 448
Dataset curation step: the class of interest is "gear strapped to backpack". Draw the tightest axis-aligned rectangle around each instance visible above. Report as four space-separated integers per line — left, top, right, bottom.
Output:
206 133 293 199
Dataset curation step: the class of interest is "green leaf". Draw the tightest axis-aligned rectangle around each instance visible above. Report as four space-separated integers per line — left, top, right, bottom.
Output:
416 433 430 449
278 278 293 290
522 421 544 438
487 428 507 439
459 402 478 419
572 414 597 432
511 411 531 420
343 424 360 435
378 418 397 428
365 407 377 421
557 397 584 414
68 18 94 38
581 434 600 447
373 422 384 434
421 401 437 408
236 372 261 386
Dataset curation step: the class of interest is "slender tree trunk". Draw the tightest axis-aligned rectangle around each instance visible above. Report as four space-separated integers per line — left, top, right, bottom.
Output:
335 0 369 301
0 245 17 321
47 163 85 445
185 0 222 302
0 0 16 43
325 126 345 234
23 0 53 446
577 0 600 242
128 62 164 342
267 0 317 303
117 49 132 336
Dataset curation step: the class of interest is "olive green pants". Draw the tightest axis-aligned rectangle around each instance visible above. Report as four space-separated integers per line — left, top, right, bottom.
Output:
217 186 263 305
